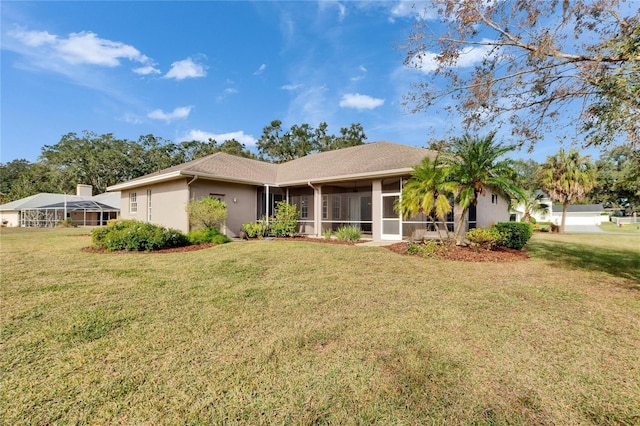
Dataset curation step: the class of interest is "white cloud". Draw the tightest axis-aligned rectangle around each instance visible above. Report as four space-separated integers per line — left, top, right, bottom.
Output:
8 29 153 69
119 113 143 124
389 1 436 22
281 83 303 91
338 3 347 22
182 129 257 146
217 88 239 102
147 106 192 122
164 57 206 80
318 1 347 22
253 63 267 75
350 65 368 82
339 93 384 110
133 65 161 75
409 41 495 73
10 29 57 46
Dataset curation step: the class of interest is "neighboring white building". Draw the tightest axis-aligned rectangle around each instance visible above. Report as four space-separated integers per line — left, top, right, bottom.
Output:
511 193 608 226
0 185 120 227
550 204 607 226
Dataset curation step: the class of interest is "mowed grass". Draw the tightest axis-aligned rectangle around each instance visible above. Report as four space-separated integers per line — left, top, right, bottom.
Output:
1 228 639 425
599 221 640 234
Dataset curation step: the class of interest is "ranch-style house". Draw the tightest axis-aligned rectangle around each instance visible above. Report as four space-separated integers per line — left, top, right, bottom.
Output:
107 142 510 241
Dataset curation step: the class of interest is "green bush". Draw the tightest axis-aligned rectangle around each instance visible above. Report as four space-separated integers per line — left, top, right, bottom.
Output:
269 202 299 237
91 219 189 251
323 228 333 240
466 227 505 251
495 222 533 250
187 228 231 245
407 240 447 258
335 225 362 241
186 197 227 230
242 218 269 239
56 218 76 228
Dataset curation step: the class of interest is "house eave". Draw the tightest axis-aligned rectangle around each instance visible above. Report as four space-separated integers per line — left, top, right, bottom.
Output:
276 168 414 186
106 170 273 191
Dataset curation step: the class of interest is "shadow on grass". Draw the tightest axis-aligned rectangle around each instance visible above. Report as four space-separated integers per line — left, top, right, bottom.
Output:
528 239 640 288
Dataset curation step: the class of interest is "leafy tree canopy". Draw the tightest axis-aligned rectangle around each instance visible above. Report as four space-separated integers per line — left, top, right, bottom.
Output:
257 120 367 163
588 144 640 213
403 0 639 149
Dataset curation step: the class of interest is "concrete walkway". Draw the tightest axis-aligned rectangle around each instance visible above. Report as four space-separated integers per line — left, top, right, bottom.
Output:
563 225 606 234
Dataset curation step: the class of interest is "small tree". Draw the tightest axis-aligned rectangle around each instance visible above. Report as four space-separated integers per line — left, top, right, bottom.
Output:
398 156 456 241
517 190 549 223
186 197 227 230
270 202 299 237
539 149 597 234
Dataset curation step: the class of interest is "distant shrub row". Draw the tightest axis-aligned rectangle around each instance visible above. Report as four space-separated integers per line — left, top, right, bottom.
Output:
92 219 230 252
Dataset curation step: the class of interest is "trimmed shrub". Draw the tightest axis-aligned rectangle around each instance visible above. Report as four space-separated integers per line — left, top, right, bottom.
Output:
92 219 189 251
269 202 299 237
466 227 504 251
186 197 227 231
335 225 362 241
187 228 231 245
407 240 447 258
495 222 533 250
242 218 269 239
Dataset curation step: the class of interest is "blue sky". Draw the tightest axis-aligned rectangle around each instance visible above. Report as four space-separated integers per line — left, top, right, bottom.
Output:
1 1 599 164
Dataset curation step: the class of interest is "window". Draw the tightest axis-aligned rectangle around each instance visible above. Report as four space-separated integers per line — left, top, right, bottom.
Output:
147 190 152 222
332 195 341 219
322 195 328 220
129 192 137 213
300 195 309 219
491 193 498 204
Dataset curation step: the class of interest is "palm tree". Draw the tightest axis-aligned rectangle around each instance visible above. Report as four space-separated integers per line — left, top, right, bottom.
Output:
517 190 549 223
441 134 523 243
539 148 597 233
398 156 457 241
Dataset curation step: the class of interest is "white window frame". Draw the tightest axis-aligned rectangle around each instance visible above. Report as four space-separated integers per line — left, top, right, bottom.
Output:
147 189 152 222
129 192 137 214
322 195 328 220
332 195 341 220
300 195 309 219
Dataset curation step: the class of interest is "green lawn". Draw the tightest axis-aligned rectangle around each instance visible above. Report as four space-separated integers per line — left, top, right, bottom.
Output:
599 221 640 233
2 228 639 425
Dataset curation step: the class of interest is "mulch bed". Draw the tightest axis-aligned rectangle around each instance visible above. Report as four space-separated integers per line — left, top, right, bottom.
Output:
384 241 529 262
82 237 528 262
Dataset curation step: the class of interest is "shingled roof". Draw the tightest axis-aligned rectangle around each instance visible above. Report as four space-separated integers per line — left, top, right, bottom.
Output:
277 142 436 184
108 142 436 191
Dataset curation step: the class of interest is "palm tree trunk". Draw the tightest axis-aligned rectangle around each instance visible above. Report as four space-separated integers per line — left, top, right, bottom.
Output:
560 202 568 234
454 207 468 245
428 215 443 242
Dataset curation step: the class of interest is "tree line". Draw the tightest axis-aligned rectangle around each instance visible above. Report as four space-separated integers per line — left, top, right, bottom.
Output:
0 121 367 200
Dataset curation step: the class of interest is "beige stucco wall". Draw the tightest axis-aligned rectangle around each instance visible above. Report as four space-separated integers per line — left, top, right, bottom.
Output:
476 191 510 228
0 211 20 227
189 180 258 237
119 179 190 233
